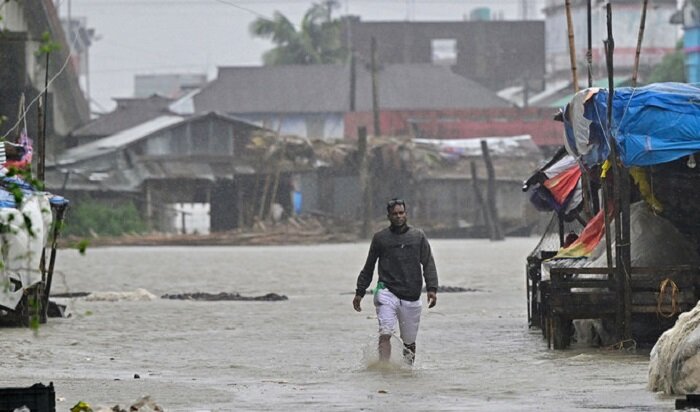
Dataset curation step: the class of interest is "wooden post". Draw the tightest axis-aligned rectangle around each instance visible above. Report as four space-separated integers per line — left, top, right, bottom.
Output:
565 0 579 92
38 52 49 183
36 97 44 186
587 0 593 87
370 37 381 137
632 0 649 87
604 2 631 342
267 137 285 220
42 204 67 321
358 126 372 238
470 160 492 234
258 173 272 221
480 140 503 241
349 50 356 112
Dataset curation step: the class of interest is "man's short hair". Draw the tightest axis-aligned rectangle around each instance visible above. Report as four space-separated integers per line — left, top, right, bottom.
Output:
387 198 406 213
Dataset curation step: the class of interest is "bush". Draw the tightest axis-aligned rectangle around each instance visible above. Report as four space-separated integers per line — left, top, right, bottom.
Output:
63 198 148 237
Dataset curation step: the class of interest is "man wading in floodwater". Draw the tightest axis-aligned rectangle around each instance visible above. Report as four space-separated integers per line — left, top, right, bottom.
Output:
352 198 438 365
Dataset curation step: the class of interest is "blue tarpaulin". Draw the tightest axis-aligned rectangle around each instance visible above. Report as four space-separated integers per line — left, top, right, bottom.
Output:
563 82 700 167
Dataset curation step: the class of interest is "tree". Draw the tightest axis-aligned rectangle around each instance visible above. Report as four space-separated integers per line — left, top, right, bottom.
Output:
647 40 686 84
249 1 347 65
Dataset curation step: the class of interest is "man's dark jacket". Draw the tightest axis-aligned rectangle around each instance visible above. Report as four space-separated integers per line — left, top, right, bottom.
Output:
356 225 438 301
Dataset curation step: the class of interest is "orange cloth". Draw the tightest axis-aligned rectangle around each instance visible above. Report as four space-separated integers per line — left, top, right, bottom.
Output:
543 165 581 206
554 209 606 258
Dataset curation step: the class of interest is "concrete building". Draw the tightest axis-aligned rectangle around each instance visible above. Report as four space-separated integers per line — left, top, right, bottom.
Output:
134 73 207 99
342 18 546 93
0 0 90 153
193 63 511 141
543 0 678 78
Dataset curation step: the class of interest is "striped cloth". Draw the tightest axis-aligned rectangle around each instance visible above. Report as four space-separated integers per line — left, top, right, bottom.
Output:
0 139 6 165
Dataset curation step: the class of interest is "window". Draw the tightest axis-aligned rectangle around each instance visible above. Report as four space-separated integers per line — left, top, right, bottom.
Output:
431 39 457 66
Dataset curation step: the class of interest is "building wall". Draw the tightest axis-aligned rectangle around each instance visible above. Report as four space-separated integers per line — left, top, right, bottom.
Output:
344 108 562 148
544 1 678 75
233 113 344 141
414 178 534 230
0 0 89 139
345 20 546 91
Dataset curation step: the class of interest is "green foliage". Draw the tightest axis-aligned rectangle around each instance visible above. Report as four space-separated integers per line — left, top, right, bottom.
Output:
37 31 61 56
74 239 89 255
250 0 347 65
63 199 148 237
647 41 686 84
28 295 40 333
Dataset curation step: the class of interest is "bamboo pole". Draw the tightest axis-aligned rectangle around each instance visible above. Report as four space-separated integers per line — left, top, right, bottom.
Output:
568 0 595 221
632 0 649 87
565 0 579 92
587 0 593 87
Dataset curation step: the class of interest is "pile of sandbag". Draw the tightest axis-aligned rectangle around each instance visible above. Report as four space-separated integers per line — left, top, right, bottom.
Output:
649 300 700 394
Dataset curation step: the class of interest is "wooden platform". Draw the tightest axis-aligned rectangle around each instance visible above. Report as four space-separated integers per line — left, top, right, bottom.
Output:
529 260 700 349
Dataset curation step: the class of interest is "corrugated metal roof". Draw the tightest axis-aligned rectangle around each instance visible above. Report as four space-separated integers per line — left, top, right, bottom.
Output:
193 63 511 114
71 95 174 137
57 115 185 165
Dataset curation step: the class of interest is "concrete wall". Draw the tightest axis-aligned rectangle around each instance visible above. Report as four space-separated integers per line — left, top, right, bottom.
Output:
345 20 546 91
344 108 562 148
414 178 534 230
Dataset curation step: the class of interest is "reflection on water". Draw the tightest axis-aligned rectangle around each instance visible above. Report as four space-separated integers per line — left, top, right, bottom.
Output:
0 239 676 411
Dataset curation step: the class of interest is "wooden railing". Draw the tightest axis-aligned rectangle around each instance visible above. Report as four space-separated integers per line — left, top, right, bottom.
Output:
540 265 699 349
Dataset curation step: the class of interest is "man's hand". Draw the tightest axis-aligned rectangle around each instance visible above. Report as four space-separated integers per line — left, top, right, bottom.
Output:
353 295 363 312
427 291 437 308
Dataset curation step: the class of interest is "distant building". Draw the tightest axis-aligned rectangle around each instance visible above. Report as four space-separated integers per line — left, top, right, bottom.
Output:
0 0 89 153
342 18 546 93
671 1 700 83
134 73 207 99
61 16 96 103
543 0 678 77
48 112 281 232
67 94 174 147
193 63 512 140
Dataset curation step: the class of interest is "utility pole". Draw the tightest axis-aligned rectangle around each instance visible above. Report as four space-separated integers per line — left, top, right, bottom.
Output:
349 50 356 112
371 37 381 137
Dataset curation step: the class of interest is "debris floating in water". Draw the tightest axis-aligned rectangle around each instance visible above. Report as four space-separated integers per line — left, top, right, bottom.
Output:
161 292 288 301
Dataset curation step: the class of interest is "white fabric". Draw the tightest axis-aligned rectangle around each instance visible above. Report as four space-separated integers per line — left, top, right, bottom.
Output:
569 88 599 157
373 288 422 344
0 193 53 310
542 155 577 179
649 301 700 394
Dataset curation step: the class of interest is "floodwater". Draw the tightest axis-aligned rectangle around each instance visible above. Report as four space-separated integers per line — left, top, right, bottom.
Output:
0 238 677 411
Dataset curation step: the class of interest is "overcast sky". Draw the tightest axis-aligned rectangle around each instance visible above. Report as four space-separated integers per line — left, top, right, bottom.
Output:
62 0 545 113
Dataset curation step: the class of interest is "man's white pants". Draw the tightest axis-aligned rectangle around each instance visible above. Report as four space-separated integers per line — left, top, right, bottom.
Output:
373 288 422 344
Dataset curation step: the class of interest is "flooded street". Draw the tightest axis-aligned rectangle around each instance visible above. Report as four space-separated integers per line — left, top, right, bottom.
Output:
0 238 676 411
